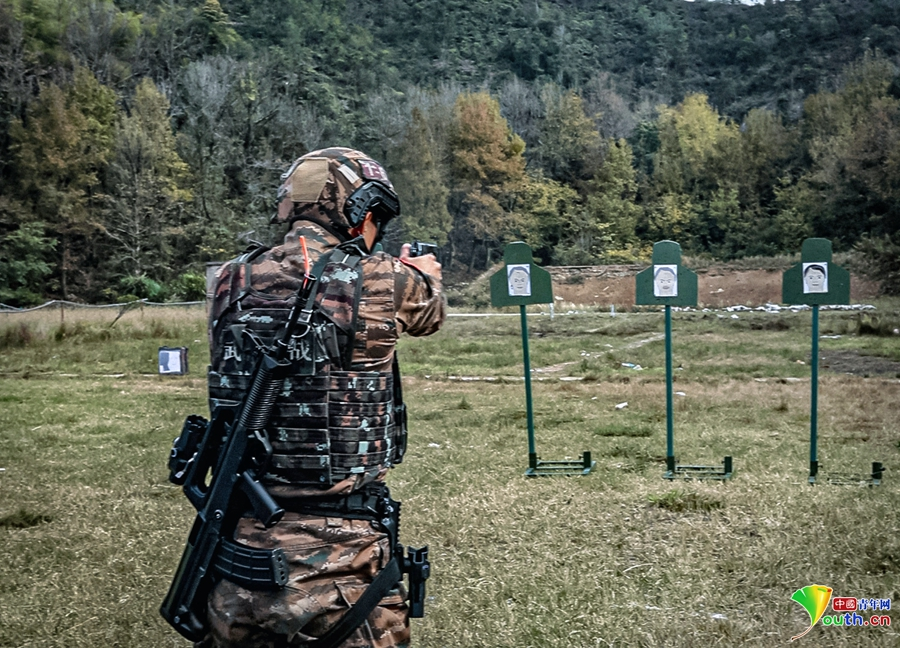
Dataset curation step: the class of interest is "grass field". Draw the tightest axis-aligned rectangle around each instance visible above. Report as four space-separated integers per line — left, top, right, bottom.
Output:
1 301 899 647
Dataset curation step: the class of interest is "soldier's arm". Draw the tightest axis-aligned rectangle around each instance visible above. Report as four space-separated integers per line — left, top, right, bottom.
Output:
393 252 446 337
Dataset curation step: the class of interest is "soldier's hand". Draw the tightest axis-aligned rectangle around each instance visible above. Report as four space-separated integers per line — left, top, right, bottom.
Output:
400 244 442 283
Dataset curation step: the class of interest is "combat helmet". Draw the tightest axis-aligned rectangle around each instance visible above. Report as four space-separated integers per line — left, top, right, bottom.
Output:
274 147 400 240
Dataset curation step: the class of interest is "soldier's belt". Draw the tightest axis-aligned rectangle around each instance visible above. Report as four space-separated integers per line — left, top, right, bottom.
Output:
273 482 390 520
218 481 429 643
214 485 390 591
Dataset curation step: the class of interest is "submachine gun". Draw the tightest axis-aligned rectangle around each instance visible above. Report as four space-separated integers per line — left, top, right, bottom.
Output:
160 242 318 641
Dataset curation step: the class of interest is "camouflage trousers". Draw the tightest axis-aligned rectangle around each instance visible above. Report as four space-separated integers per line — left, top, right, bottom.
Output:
196 513 410 648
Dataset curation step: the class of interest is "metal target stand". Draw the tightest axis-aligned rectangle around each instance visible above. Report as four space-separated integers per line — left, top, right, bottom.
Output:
783 239 884 487
665 456 734 481
526 452 596 477
637 242 735 482
824 462 884 487
490 242 595 479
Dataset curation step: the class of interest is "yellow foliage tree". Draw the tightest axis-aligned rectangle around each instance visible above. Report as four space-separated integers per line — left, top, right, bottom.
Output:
448 91 527 268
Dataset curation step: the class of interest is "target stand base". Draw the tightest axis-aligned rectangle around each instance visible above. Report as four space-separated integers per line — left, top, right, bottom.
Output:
525 452 595 477
810 461 884 486
664 455 733 481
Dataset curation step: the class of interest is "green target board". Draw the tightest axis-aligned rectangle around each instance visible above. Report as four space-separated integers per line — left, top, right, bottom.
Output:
489 242 593 477
781 239 880 486
782 238 850 306
635 241 731 480
635 241 698 308
489 241 554 307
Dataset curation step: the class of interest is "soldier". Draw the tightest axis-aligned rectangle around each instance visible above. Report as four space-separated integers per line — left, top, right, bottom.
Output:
200 147 446 647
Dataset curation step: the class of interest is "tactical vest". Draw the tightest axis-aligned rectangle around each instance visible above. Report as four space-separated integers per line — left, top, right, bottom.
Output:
208 243 406 489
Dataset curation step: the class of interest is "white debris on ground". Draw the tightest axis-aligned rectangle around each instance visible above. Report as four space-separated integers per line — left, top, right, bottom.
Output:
674 303 877 314
517 302 879 317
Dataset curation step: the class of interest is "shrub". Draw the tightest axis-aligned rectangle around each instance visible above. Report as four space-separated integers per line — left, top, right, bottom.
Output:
117 275 167 302
0 322 37 349
171 273 207 302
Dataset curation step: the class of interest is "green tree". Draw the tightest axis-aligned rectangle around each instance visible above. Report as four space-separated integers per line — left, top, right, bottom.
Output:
12 0 77 69
447 91 526 269
853 233 900 295
647 93 737 248
175 56 242 261
9 67 116 299
65 0 141 87
0 204 55 306
0 1 28 185
736 108 795 207
702 108 797 258
534 85 601 184
449 91 526 188
795 53 900 247
517 173 589 265
391 107 452 246
104 77 190 286
655 93 738 195
199 0 242 53
584 138 642 257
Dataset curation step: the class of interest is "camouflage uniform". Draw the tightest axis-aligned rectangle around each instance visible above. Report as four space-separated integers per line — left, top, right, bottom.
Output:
200 216 445 648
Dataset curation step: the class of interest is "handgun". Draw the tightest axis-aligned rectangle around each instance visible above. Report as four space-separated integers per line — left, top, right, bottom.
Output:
408 241 438 257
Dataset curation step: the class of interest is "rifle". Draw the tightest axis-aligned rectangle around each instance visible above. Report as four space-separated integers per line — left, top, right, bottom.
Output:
160 238 318 642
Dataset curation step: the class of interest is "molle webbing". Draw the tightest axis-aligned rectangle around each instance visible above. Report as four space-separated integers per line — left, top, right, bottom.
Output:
210 370 400 487
262 371 395 487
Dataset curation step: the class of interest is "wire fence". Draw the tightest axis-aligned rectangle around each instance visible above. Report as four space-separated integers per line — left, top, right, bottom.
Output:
0 299 204 313
0 300 209 334
2 298 877 318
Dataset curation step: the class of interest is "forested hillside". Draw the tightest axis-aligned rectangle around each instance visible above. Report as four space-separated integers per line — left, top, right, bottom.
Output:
2 0 900 305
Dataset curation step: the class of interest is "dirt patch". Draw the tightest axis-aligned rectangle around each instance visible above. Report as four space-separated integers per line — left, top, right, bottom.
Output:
821 350 900 377
547 267 880 308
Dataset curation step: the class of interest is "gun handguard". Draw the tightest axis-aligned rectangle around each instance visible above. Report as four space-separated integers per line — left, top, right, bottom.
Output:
161 269 317 641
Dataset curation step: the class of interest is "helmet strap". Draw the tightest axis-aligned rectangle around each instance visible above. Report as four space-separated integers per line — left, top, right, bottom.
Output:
349 211 382 253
